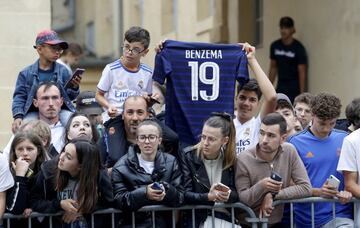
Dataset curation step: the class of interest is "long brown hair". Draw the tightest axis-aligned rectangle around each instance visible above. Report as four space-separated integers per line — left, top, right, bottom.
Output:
9 131 49 176
194 113 236 170
55 138 101 214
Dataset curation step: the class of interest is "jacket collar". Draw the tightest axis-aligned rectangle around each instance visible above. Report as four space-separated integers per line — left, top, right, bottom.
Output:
30 59 60 80
127 145 167 180
189 149 212 189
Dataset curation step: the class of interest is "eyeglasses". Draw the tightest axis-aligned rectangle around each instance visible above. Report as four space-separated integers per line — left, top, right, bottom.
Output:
199 134 218 144
122 45 146 55
43 44 64 53
137 134 159 143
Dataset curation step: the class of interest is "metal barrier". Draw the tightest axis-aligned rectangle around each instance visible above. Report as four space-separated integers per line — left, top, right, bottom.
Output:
272 197 358 228
2 202 261 228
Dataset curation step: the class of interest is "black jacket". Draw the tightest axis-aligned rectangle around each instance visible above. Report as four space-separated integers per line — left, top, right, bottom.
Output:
6 174 37 215
112 145 183 227
180 147 239 227
6 170 42 228
30 157 114 228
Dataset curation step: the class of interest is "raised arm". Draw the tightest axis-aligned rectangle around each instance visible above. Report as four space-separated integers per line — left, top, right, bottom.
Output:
243 43 277 119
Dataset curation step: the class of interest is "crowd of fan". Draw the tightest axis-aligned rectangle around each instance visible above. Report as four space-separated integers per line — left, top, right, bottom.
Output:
0 24 360 228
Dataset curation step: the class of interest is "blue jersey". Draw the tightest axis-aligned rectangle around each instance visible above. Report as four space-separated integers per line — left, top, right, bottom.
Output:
153 40 249 144
288 129 352 228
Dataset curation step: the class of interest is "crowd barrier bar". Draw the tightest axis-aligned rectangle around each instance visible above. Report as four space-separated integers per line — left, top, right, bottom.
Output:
273 197 359 228
2 202 262 228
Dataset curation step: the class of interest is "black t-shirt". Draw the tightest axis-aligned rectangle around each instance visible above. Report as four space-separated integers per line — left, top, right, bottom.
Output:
270 39 307 93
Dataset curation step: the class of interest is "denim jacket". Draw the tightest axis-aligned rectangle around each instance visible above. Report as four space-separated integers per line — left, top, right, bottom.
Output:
12 59 79 119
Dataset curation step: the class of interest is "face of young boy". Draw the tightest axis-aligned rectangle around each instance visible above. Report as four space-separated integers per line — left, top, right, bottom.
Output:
122 40 148 67
37 44 63 63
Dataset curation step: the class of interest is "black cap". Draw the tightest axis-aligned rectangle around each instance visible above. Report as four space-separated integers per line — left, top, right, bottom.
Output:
76 91 103 115
279 16 294 28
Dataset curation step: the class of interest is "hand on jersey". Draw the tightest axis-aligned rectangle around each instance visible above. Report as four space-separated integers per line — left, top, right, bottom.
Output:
154 39 168 53
241 42 256 60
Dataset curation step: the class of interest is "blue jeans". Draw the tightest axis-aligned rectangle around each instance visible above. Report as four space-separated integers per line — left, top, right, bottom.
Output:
322 217 354 228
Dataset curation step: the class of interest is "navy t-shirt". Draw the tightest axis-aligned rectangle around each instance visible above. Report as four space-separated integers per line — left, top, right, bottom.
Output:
153 40 249 145
38 63 55 82
270 39 307 101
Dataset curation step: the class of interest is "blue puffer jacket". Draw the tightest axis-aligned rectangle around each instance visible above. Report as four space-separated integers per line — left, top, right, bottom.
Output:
12 59 78 119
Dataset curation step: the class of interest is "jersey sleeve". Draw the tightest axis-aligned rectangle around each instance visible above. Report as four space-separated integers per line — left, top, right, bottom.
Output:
337 136 358 172
152 50 172 85
145 78 153 95
236 51 250 86
97 64 112 92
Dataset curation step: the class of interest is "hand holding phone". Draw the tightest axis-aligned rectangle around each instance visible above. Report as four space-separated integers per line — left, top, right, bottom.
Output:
327 175 340 191
151 182 164 192
65 68 85 88
214 183 230 192
270 171 282 182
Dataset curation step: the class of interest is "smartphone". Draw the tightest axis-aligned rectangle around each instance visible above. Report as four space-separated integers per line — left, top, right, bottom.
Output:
65 68 85 88
270 171 282 182
151 182 163 192
327 175 340 190
214 183 230 192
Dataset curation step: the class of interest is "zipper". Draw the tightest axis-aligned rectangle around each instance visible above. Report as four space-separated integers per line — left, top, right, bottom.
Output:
194 175 210 190
270 162 274 171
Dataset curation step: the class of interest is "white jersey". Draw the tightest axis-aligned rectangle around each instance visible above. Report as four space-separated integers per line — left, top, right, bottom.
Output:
97 60 153 122
234 115 261 155
337 129 360 228
0 152 14 192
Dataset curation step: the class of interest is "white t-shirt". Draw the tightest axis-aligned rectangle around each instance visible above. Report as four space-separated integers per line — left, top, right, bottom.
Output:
56 59 72 74
337 128 360 227
234 115 261 155
97 60 153 122
0 153 14 192
137 153 155 174
50 121 65 154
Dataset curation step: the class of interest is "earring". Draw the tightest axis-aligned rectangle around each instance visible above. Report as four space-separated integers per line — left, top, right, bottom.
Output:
220 145 226 153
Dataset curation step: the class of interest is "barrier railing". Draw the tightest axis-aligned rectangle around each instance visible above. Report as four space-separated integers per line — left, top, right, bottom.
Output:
272 197 358 228
2 202 261 228
3 197 355 228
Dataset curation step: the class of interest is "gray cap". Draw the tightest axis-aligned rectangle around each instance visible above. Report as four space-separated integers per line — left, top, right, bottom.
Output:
277 93 293 107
